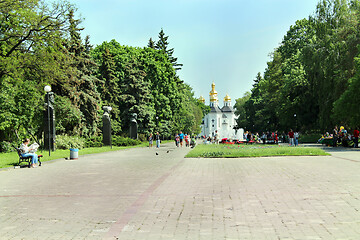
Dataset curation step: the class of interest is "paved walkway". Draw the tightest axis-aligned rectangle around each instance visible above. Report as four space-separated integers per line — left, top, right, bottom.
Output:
0 143 360 240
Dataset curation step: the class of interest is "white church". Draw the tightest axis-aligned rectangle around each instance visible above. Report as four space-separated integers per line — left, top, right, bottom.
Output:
199 82 244 140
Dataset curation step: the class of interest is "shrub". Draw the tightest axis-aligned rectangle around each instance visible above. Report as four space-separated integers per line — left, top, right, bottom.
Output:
0 141 14 153
85 136 103 148
56 135 85 149
299 133 322 143
138 133 147 142
112 136 141 146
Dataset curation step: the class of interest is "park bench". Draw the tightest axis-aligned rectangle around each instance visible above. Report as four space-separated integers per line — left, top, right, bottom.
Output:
15 148 42 168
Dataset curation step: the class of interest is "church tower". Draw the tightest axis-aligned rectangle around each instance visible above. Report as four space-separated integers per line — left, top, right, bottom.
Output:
209 82 218 107
224 94 231 107
199 96 205 104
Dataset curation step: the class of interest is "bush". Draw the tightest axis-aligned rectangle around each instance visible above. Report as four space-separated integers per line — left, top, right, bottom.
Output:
85 136 103 148
138 133 147 142
299 133 322 143
55 135 141 149
0 141 14 153
112 136 141 146
56 135 85 149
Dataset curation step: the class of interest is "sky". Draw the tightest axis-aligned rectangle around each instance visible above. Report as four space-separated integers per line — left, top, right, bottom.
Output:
71 0 319 105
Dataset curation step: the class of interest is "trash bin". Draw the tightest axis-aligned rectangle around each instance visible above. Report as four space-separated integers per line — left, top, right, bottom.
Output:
70 148 79 159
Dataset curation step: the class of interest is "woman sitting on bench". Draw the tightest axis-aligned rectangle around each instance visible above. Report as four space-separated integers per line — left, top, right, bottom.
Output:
20 138 39 168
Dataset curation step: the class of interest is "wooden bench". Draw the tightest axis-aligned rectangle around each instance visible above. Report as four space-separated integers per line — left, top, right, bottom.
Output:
15 148 42 168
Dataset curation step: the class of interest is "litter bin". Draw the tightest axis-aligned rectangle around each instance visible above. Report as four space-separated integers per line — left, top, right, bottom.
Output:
70 148 79 159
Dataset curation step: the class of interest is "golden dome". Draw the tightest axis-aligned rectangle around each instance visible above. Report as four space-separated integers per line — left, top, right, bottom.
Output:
224 94 231 102
209 82 218 102
210 82 217 94
199 96 205 103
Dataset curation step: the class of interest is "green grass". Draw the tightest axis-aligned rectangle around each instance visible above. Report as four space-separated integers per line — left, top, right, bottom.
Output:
0 141 151 169
185 144 330 158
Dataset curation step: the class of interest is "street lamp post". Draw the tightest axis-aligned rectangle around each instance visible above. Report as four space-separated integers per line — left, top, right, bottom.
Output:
44 85 52 156
294 114 297 131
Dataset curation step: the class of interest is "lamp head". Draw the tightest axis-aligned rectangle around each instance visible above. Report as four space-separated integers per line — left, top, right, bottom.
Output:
102 106 112 113
44 85 51 93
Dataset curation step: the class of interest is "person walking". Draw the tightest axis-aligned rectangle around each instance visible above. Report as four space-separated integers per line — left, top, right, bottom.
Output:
354 127 359 148
288 129 295 146
155 132 161 148
214 130 219 144
333 126 338 147
175 133 180 147
148 133 153 148
185 134 190 147
261 132 266 144
294 131 299 146
179 131 185 147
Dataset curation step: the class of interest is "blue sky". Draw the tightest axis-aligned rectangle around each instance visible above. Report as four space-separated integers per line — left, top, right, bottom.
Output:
71 0 318 105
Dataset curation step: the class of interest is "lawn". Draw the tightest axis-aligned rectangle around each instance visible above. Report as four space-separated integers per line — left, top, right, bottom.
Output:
0 142 151 169
186 144 329 158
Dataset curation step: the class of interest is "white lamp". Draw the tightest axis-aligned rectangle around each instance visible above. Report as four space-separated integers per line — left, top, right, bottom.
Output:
44 85 51 93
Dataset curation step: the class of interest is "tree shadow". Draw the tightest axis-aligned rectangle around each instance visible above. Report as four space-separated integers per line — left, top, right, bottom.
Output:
300 143 360 153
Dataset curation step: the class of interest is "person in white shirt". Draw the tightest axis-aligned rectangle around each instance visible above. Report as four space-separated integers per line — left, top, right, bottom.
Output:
294 131 299 146
19 138 39 168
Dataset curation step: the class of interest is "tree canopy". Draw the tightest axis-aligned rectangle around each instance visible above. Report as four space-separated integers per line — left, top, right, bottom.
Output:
3 0 360 150
236 0 360 133
0 1 206 148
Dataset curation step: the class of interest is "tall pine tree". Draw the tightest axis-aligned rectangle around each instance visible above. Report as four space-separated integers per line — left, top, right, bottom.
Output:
155 28 183 71
98 48 122 134
58 9 101 137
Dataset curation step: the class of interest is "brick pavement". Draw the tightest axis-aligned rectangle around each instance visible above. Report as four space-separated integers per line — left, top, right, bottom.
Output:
0 143 360 240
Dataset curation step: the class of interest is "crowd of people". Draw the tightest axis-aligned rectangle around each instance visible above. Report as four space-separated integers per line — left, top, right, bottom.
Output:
149 125 360 149
319 126 359 148
174 131 195 147
200 129 301 146
148 131 196 148
245 130 300 146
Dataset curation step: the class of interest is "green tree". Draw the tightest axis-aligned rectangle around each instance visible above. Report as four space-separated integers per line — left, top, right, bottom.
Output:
244 73 266 132
118 57 154 134
0 0 74 143
234 91 251 128
147 37 156 49
155 28 183 71
98 48 122 134
333 49 360 127
92 39 204 137
304 0 357 130
55 9 101 137
261 51 284 131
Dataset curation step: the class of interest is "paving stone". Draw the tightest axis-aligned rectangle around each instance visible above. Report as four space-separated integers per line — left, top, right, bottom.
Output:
1 144 360 239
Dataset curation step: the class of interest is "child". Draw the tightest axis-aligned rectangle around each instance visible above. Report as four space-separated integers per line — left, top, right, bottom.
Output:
185 134 190 147
148 133 153 148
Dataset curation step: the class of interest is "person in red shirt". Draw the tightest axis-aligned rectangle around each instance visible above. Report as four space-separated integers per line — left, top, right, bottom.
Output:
288 129 295 146
354 127 359 148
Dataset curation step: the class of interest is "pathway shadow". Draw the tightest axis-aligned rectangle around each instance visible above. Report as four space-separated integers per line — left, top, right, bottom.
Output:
11 163 30 168
302 143 360 153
